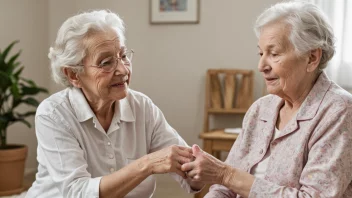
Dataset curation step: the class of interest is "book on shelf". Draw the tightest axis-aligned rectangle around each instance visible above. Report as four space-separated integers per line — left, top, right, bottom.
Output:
224 128 242 134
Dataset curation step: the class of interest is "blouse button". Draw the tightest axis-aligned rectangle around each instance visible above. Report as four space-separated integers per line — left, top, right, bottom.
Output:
109 154 114 159
259 149 263 154
107 142 111 146
110 168 115 173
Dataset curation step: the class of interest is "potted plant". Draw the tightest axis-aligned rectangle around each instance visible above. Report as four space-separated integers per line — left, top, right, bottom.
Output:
0 41 48 195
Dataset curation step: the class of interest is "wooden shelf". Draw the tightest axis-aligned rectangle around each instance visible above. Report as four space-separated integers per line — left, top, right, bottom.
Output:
199 130 238 140
207 108 248 114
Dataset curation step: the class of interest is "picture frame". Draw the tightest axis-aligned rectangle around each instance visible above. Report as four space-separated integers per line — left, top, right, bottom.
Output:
150 0 200 24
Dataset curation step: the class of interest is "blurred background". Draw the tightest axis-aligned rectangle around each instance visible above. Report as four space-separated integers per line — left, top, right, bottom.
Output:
0 0 350 197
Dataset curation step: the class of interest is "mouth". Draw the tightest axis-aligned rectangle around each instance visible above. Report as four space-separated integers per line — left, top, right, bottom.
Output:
111 81 126 87
111 76 129 88
265 77 278 81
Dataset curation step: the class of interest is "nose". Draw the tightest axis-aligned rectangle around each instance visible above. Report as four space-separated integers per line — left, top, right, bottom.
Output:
258 54 271 73
114 60 130 76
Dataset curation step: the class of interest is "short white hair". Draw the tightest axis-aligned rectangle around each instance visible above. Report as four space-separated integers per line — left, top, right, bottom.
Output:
48 10 125 86
254 1 335 70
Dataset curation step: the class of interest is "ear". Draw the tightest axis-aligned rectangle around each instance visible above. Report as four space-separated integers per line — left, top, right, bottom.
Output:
63 67 82 88
307 48 322 72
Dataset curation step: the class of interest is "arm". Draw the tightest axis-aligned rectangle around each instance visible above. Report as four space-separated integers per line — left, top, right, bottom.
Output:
244 108 352 198
146 99 205 192
184 107 352 198
100 145 193 198
36 114 192 198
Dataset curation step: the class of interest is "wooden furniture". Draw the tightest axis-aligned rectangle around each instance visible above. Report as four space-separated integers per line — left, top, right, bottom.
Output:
195 69 254 198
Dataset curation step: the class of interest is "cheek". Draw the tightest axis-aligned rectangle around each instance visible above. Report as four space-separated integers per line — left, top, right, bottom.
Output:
127 65 132 74
93 72 111 91
271 56 280 63
126 65 132 83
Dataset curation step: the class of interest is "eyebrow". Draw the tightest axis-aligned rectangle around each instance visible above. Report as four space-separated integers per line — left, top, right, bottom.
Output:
257 44 279 50
94 46 127 59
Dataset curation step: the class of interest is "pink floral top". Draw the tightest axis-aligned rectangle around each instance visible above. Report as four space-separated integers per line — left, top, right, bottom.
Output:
205 72 352 198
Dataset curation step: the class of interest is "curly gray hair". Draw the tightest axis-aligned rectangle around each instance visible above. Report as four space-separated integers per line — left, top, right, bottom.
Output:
48 10 125 86
254 1 335 70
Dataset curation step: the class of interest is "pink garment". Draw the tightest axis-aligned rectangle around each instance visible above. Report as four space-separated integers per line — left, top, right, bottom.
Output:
205 72 352 198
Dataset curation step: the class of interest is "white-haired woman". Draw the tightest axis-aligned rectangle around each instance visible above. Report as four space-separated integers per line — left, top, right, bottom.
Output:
181 1 352 197
26 10 203 198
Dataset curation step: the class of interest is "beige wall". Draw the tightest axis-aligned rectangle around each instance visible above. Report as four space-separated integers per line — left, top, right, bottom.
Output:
2 0 282 171
0 0 49 171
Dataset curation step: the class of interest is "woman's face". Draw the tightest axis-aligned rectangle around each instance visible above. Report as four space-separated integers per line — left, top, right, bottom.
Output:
257 23 310 99
76 29 131 103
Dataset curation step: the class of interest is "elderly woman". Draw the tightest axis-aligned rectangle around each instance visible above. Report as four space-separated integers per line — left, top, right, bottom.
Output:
26 10 203 198
182 1 352 197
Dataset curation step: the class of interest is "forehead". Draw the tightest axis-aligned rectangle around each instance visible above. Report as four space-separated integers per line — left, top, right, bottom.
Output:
84 29 124 56
258 22 291 49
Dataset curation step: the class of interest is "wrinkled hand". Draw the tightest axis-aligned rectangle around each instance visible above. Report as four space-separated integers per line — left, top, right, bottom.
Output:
181 144 229 185
145 145 194 179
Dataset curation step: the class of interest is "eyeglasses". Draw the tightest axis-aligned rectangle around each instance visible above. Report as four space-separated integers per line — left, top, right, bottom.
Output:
68 49 134 73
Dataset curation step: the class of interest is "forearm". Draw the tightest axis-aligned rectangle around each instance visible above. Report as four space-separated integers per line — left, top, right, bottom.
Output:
99 156 150 198
222 165 254 198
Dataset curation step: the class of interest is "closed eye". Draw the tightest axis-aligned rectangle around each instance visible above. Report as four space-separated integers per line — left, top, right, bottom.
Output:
99 57 114 67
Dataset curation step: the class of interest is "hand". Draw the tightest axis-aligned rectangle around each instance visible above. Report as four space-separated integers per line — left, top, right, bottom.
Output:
145 145 194 179
181 144 229 185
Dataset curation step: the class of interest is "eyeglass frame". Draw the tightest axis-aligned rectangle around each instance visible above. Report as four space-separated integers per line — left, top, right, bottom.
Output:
65 49 134 73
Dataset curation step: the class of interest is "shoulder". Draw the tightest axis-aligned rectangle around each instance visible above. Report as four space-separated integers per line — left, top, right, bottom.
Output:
318 82 352 116
245 94 280 116
326 83 352 108
126 89 155 107
36 88 72 117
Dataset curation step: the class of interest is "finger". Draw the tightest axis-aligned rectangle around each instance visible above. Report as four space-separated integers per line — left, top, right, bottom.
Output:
186 170 201 181
177 148 194 158
177 156 192 164
192 144 202 157
181 161 195 172
178 146 193 154
174 169 187 179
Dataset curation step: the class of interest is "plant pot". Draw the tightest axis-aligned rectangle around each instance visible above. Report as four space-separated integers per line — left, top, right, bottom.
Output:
0 144 28 196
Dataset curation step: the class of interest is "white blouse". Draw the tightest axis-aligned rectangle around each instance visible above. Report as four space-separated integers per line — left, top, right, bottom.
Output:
26 87 193 198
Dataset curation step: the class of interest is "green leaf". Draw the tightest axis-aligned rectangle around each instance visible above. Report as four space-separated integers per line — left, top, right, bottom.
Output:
12 97 21 109
21 97 40 107
10 84 20 100
16 111 36 119
21 86 48 95
0 40 48 147
16 119 31 128
0 115 10 124
6 51 21 74
0 71 12 92
0 40 19 63
21 78 36 87
15 111 36 118
14 66 24 78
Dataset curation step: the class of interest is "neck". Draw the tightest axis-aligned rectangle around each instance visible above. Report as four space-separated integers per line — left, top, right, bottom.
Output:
282 72 320 112
90 100 115 120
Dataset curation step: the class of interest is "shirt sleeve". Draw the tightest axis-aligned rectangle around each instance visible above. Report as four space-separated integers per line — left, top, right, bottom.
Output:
248 107 352 198
35 114 102 198
145 99 199 193
203 131 242 198
204 99 262 198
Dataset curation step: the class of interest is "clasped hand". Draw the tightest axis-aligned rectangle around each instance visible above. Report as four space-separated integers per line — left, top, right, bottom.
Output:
146 144 228 185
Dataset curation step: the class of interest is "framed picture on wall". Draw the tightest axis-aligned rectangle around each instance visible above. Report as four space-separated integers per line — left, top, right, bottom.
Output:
150 0 200 24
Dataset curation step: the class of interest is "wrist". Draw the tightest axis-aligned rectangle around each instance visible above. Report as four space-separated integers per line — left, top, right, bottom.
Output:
138 155 153 176
220 165 235 187
188 179 205 191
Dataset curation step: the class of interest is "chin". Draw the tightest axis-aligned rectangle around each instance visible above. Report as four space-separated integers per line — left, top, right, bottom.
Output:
111 90 128 101
266 87 278 95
